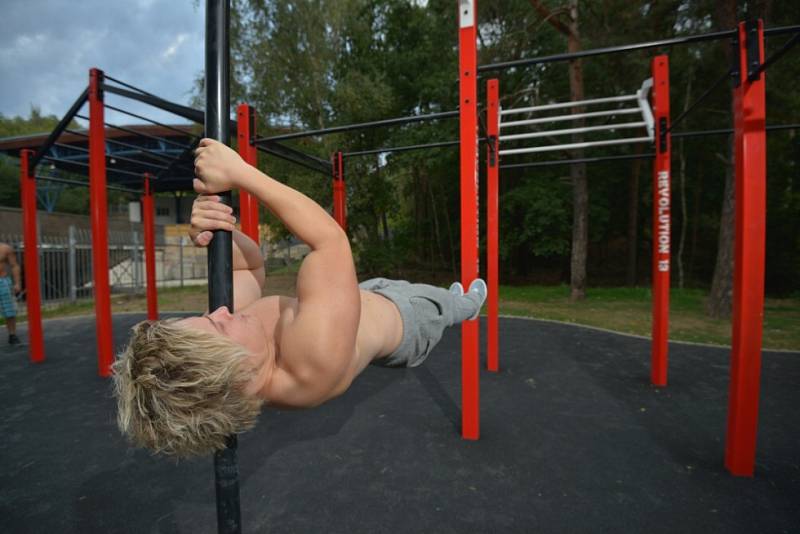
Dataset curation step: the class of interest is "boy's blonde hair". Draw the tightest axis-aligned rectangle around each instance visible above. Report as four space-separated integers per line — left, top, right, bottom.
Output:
112 318 263 457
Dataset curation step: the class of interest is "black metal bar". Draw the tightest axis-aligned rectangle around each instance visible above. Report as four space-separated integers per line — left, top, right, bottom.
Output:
103 75 163 100
671 123 800 138
31 87 89 168
53 142 170 171
500 152 655 169
256 141 332 174
479 30 738 73
104 104 201 138
255 144 330 175
751 30 800 80
206 1 241 533
344 140 461 157
667 68 732 133
763 25 800 36
34 174 142 194
102 83 206 125
40 155 145 178
256 110 459 143
76 114 193 150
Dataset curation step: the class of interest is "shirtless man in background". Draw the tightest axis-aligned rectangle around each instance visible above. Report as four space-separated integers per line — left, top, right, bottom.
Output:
112 138 486 457
0 242 21 345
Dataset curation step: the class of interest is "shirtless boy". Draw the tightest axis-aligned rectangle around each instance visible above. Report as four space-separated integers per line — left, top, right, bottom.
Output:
0 242 21 345
112 138 486 457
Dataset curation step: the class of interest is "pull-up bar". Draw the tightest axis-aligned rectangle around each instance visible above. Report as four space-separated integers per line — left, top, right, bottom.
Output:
499 152 655 170
205 1 241 532
501 94 639 116
343 139 462 158
255 110 459 143
104 104 200 140
75 114 193 151
478 24 800 73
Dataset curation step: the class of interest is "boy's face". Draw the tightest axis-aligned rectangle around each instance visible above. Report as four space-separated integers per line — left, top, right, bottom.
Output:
179 306 268 361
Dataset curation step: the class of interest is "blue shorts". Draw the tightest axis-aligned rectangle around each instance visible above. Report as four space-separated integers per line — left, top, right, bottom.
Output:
0 277 17 319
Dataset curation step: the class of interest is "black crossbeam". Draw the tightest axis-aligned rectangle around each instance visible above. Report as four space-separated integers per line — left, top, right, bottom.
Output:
75 114 193 150
256 110 459 143
500 153 655 170
31 88 89 168
104 104 201 139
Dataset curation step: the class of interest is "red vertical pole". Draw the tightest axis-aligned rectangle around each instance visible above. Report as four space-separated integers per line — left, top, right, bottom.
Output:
142 174 158 321
486 78 500 372
331 151 346 231
458 0 479 440
725 20 767 477
236 103 260 244
89 67 114 377
650 55 671 387
19 149 45 363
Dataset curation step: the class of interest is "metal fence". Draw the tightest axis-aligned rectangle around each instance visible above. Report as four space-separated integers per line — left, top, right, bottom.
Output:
1 226 208 309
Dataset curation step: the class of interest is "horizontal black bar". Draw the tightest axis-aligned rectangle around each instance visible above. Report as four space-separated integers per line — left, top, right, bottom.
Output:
344 140 462 157
31 87 89 169
102 83 206 125
479 30 737 73
763 25 800 36
104 75 163 101
255 144 331 175
260 141 332 172
479 24 800 74
41 155 144 178
500 153 655 169
53 142 170 171
256 110 459 143
66 128 192 168
671 123 800 138
75 114 192 150
104 104 200 139
155 137 201 181
34 174 141 194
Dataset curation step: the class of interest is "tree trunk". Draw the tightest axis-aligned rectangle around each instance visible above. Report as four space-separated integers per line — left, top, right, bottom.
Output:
706 1 737 317
567 1 587 301
528 0 587 300
707 136 736 318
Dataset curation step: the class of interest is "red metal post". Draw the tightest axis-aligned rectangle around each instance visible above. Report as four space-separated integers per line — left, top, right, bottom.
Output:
725 20 767 477
142 174 158 321
650 55 671 387
332 151 346 231
89 68 114 377
458 0 480 440
19 149 45 363
486 78 500 372
236 103 260 244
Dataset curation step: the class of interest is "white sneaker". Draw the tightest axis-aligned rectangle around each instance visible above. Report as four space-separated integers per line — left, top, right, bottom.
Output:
448 282 464 296
467 278 487 319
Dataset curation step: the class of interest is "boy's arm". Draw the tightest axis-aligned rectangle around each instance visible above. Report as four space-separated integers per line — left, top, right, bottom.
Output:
194 138 360 400
189 194 265 309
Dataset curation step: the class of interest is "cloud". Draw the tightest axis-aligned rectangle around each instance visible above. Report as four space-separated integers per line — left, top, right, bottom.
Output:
0 0 205 127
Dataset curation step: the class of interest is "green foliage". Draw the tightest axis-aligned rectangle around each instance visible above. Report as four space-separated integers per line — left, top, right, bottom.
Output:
219 0 799 293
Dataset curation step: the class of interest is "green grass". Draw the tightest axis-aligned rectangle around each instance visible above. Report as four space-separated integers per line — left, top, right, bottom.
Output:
4 282 798 351
496 284 800 351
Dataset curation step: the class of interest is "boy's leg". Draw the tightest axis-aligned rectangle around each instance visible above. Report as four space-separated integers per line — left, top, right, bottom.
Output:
363 278 485 368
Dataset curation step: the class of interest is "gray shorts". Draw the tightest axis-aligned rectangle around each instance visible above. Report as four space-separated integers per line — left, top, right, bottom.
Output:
358 278 481 368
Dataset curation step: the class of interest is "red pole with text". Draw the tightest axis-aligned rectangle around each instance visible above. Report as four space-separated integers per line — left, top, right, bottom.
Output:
89 68 114 377
237 103 260 244
650 55 670 386
725 20 767 477
458 0 480 440
19 149 45 363
486 78 500 372
142 174 158 321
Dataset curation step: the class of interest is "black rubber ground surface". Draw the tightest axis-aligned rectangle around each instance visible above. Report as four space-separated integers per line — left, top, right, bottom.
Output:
1 313 798 534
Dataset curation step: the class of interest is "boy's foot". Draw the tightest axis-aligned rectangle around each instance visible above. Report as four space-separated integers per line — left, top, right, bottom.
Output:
448 282 464 296
8 334 20 345
467 278 488 320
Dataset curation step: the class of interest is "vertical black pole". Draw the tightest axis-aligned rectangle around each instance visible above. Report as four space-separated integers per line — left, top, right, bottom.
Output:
206 1 241 533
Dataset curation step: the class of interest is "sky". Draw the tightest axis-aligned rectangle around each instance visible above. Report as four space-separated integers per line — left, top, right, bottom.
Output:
0 0 206 131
